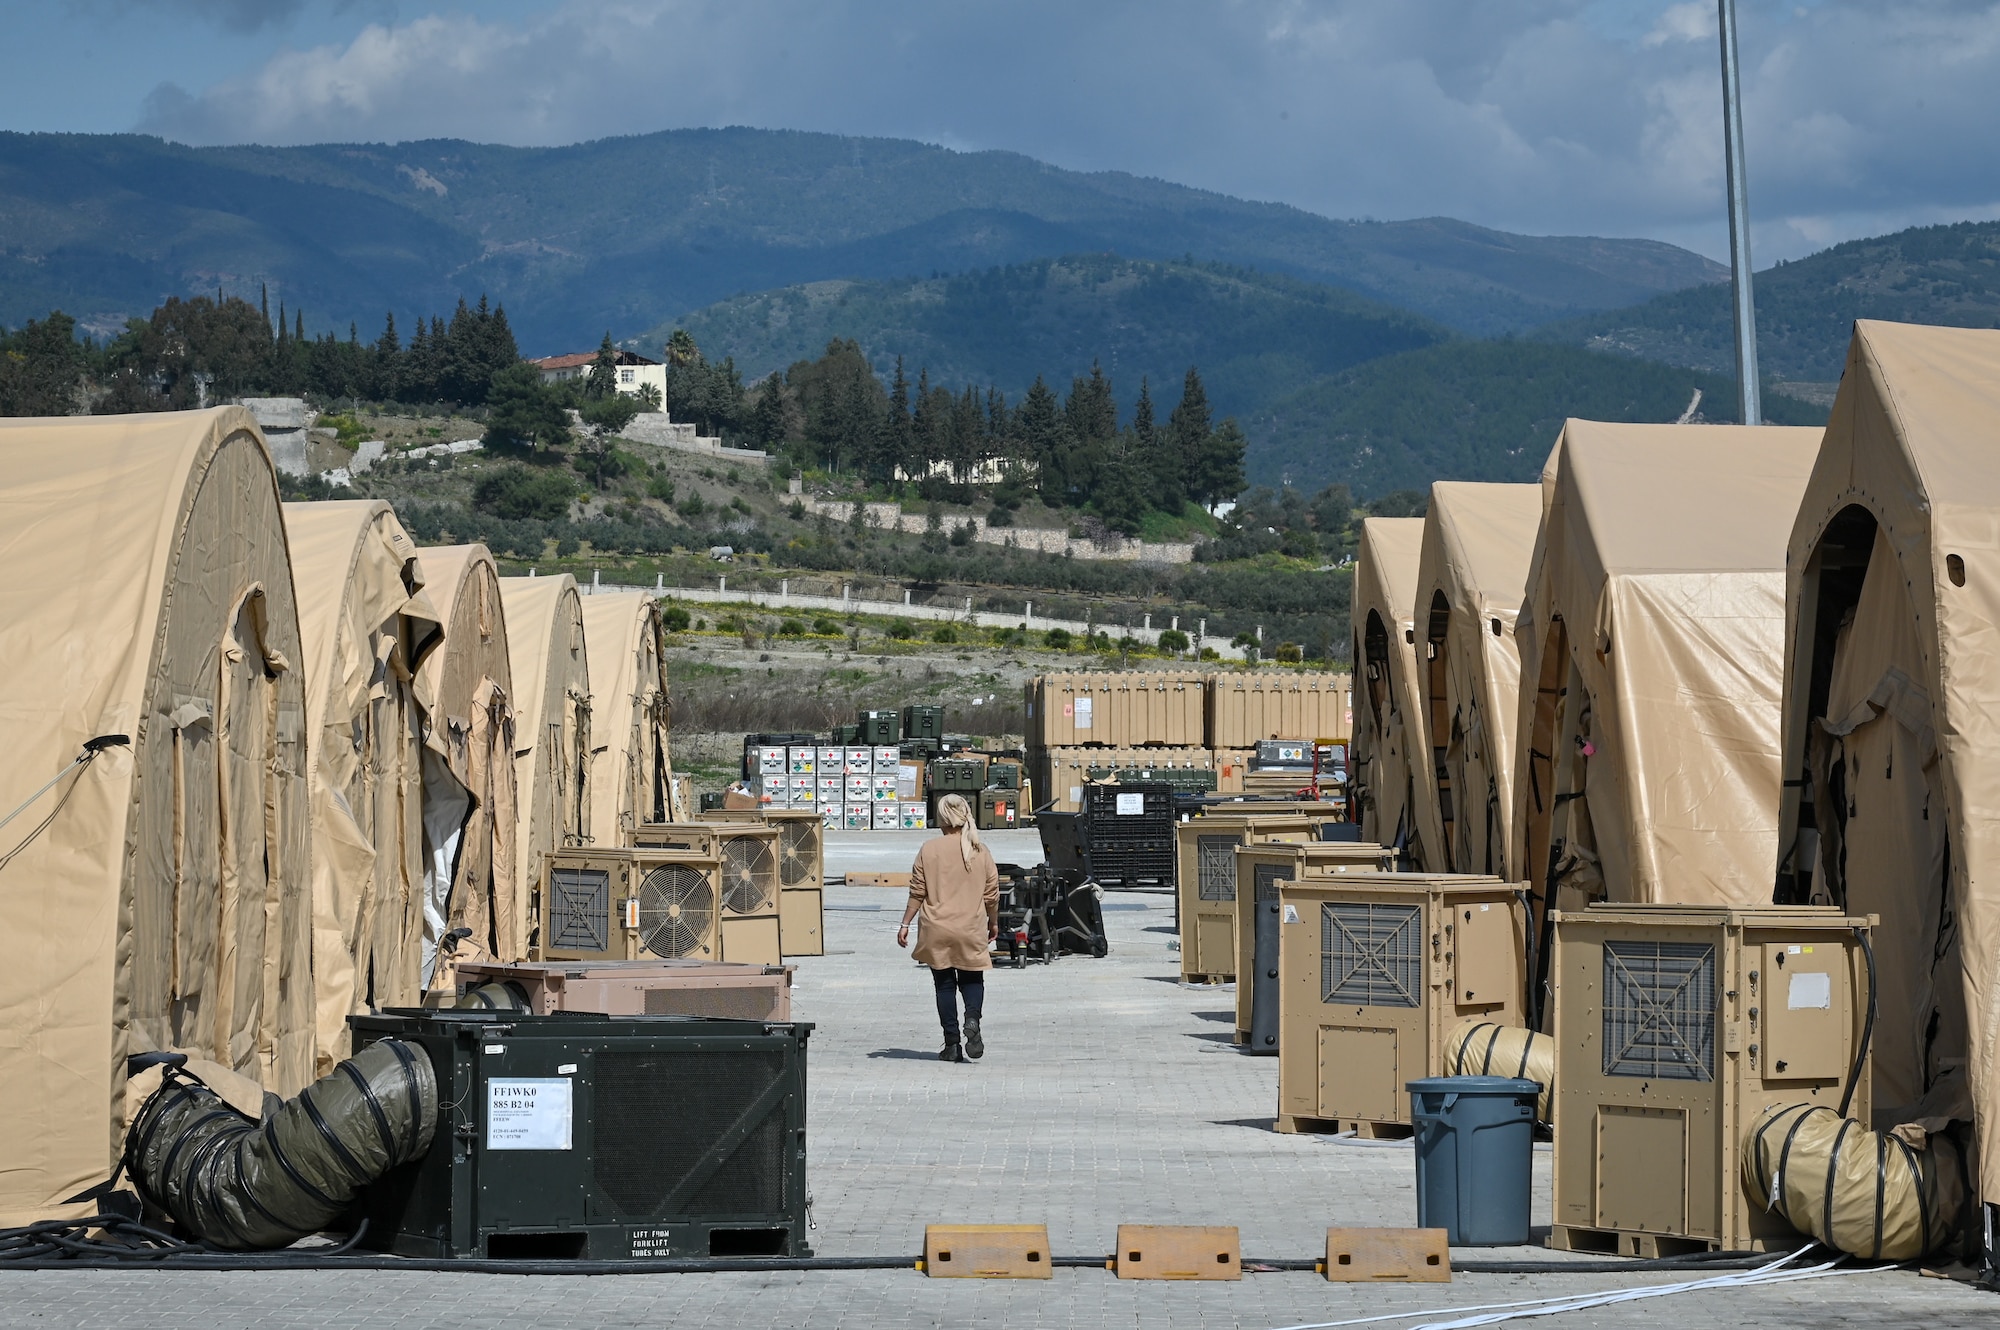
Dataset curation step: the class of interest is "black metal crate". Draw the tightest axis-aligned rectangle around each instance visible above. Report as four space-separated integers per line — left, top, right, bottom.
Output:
351 1009 812 1261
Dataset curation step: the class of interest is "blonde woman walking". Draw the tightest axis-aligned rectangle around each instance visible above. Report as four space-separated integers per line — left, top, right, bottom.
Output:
897 793 1000 1062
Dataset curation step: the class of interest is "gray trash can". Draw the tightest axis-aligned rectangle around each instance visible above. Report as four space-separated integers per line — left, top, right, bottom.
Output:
1407 1075 1538 1246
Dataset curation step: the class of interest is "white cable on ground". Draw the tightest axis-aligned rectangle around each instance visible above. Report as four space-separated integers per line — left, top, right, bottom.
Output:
1266 1247 1883 1330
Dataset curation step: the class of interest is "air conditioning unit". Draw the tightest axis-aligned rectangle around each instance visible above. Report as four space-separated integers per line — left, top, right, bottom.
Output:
1231 841 1389 1046
1173 813 1319 983
713 823 783 965
540 845 723 964
1549 904 1873 1257
455 959 793 1021
1277 874 1525 1137
353 1009 812 1259
703 806 826 958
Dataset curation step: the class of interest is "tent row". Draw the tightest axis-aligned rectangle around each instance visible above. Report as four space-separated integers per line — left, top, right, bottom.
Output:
0 408 679 1224
1349 318 2000 1236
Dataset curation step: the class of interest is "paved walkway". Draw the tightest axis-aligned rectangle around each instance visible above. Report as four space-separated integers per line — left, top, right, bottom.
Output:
2 830 1992 1327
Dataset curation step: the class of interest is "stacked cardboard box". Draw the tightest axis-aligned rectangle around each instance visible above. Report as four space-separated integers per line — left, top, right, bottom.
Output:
1025 670 1352 813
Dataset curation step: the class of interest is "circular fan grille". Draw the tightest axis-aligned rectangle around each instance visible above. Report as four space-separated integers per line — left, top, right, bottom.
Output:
776 819 818 889
722 836 778 914
637 863 715 958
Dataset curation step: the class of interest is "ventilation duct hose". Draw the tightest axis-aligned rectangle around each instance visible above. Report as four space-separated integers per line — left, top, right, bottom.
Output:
1742 1102 1963 1260
1444 1020 1554 1123
127 1040 437 1250
455 982 531 1012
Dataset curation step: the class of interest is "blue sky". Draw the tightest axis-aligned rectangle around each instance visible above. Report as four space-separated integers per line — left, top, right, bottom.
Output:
7 1 2000 264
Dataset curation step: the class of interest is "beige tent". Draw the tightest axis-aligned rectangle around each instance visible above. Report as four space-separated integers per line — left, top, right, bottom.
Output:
499 574 591 953
1351 518 1441 864
1511 422 1821 924
579 591 679 845
413 545 519 966
284 501 443 1070
1412 482 1542 878
0 408 312 1225
1777 320 2000 1212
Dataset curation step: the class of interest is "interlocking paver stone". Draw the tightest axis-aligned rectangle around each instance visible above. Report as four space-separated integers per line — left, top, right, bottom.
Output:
1 830 1991 1327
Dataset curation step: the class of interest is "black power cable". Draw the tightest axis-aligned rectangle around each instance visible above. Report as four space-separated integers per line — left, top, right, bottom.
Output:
1840 925 1877 1119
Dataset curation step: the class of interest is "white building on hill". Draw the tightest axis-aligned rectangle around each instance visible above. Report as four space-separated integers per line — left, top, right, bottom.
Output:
531 349 667 402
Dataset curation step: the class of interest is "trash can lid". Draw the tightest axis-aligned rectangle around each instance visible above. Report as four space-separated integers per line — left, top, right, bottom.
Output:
1406 1075 1540 1094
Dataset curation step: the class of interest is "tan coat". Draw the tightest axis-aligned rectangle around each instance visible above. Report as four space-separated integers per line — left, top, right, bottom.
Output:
908 834 999 971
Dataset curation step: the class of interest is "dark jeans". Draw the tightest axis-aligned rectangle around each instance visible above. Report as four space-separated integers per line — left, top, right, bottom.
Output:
931 967 985 1041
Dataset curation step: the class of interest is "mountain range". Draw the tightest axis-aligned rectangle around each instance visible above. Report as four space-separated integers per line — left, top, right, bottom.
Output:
0 127 1723 347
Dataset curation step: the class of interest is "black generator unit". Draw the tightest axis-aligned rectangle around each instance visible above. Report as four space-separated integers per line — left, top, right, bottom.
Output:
1035 783 1176 890
351 1010 813 1261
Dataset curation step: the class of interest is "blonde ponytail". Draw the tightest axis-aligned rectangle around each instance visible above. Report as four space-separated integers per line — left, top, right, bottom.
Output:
934 792 982 866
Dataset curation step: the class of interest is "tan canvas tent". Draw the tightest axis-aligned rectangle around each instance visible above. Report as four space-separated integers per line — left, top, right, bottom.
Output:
1412 482 1541 878
1512 422 1821 925
0 408 312 1224
579 591 679 845
499 574 591 953
413 545 518 967
1351 518 1441 864
284 501 443 1070
1777 320 2000 1216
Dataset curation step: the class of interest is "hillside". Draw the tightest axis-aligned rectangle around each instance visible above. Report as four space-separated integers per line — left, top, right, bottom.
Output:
1543 220 2000 385
1245 340 1827 495
654 255 1447 421
0 128 1723 346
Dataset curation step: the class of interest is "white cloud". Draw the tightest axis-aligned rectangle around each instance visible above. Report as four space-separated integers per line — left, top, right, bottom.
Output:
134 0 2000 262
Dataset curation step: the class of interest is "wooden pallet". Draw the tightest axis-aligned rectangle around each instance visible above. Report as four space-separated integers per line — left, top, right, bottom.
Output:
1549 1225 1720 1259
1275 1115 1413 1140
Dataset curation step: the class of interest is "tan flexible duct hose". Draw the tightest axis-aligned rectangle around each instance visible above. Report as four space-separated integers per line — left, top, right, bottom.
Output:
1445 1020 1554 1123
1741 1102 1963 1260
127 1040 437 1249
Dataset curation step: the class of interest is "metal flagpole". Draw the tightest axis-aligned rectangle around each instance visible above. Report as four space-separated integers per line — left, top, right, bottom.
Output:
1718 0 1762 425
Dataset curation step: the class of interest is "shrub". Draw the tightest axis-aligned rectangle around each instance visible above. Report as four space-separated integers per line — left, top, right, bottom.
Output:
678 491 707 518
778 618 806 636
989 626 1019 647
661 605 691 632
1275 642 1305 663
472 465 575 521
649 475 676 504
950 521 974 547
932 625 959 645
1044 627 1072 649
1157 628 1190 654
1198 646 1219 661
885 620 917 641
788 498 806 520
811 616 839 636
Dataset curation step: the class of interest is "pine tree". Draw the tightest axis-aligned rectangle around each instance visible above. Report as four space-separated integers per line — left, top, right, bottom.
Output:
585 331 619 400
1167 367 1211 507
1015 376 1070 504
884 357 912 480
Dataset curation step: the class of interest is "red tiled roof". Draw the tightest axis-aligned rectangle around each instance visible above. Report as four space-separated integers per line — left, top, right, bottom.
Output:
531 349 661 369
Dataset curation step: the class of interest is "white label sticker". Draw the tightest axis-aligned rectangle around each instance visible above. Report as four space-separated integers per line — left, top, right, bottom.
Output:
1116 792 1145 815
1283 904 1301 924
1074 697 1093 729
1787 972 1832 1010
487 1078 573 1150
1479 903 1490 912
556 1063 578 1075
483 1044 505 1055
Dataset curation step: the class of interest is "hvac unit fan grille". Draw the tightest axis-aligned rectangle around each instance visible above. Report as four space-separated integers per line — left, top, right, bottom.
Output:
1196 835 1239 901
637 863 716 959
1602 941 1716 1082
1322 901 1422 1007
593 1049 789 1218
1254 862 1291 903
549 867 610 952
722 836 778 914
776 820 819 889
